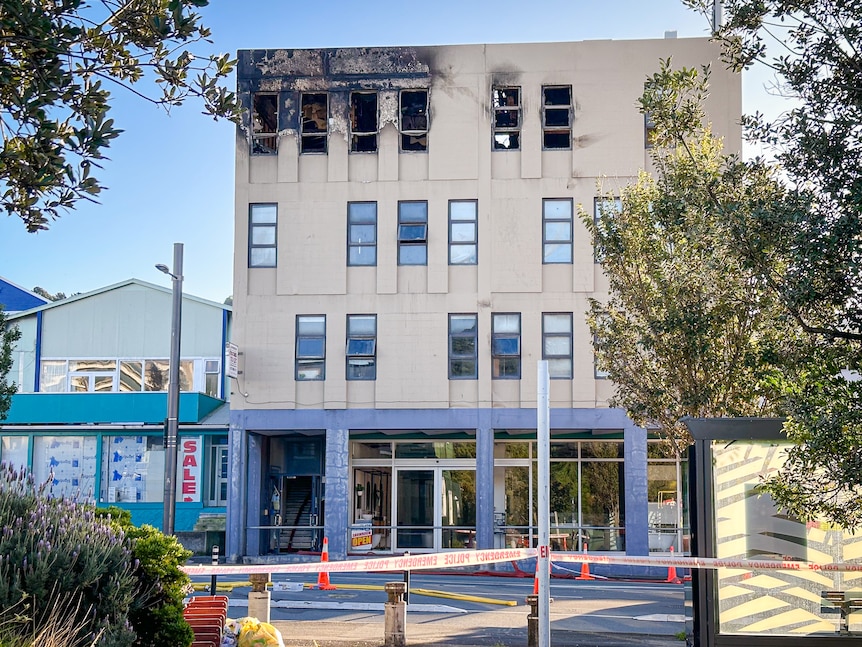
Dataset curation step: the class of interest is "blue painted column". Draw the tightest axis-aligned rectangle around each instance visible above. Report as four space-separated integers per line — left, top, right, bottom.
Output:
623 424 649 555
475 426 495 549
324 428 349 560
226 413 246 563
246 432 264 557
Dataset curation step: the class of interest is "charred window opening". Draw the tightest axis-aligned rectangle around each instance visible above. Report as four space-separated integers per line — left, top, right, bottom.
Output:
492 87 520 150
301 93 328 154
252 93 278 155
399 89 428 152
542 85 572 150
350 92 378 152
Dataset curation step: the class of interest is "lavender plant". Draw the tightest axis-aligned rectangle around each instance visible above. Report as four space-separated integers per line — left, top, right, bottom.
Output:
0 464 137 647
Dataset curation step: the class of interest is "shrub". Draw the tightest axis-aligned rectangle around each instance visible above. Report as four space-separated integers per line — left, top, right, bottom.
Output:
96 507 194 647
0 464 137 647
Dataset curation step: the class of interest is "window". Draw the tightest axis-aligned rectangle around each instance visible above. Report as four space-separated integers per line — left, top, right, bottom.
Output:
542 85 572 149
593 197 622 262
33 435 97 499
296 315 326 380
350 92 378 152
543 198 573 263
300 93 327 153
543 313 573 379
449 314 478 379
249 203 277 268
397 201 428 265
492 313 521 379
208 438 229 506
205 360 220 398
101 435 165 503
448 200 477 265
400 89 428 151
252 93 278 155
39 358 210 393
346 315 377 380
347 202 377 266
492 87 521 150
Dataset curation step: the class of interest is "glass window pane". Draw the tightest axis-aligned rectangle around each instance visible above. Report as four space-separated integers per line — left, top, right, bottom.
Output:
581 442 624 459
70 375 89 392
544 200 572 218
581 461 624 528
544 87 571 105
144 360 168 391
251 204 277 223
399 246 426 265
450 359 476 377
547 358 572 378
544 243 572 263
251 227 276 245
450 245 476 264
298 316 325 335
544 222 571 241
348 316 376 335
450 201 477 220
451 337 477 356
32 435 97 500
399 202 427 222
101 435 165 503
40 360 67 392
494 357 520 377
296 361 324 380
1 436 29 469
94 376 114 392
398 224 427 241
349 247 376 265
544 315 571 333
450 316 477 334
297 338 325 358
493 314 520 333
250 248 276 267
349 224 376 244
346 339 376 356
70 360 116 371
544 337 571 355
545 108 570 127
492 337 520 356
349 203 377 223
450 222 476 242
120 361 143 392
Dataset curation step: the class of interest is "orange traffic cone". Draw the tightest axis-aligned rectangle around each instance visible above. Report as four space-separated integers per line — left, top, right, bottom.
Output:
533 559 540 594
316 537 337 590
666 545 681 584
576 545 593 580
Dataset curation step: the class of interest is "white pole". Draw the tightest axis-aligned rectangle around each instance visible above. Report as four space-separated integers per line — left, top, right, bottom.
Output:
713 0 723 33
537 360 551 647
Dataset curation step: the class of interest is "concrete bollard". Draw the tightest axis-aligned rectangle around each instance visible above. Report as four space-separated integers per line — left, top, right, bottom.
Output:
526 594 538 647
249 572 271 623
384 581 407 647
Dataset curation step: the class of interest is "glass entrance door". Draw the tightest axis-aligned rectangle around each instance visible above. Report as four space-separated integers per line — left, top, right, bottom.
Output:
393 467 475 552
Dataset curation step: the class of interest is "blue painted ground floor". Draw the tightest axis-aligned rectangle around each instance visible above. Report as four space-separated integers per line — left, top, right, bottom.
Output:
227 407 687 563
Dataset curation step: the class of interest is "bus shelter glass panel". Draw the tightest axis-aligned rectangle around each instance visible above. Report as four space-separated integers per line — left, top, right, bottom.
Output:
713 440 862 637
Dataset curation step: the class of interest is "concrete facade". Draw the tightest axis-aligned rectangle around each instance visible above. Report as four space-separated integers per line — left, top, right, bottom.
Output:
228 39 741 563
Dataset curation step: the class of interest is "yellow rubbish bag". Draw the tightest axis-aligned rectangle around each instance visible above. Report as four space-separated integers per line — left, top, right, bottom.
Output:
237 617 285 647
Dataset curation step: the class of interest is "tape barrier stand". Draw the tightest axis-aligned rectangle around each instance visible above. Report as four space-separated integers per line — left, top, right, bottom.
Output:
181 547 862 577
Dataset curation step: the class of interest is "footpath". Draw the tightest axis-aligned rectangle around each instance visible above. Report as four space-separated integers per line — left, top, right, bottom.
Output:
268 597 686 647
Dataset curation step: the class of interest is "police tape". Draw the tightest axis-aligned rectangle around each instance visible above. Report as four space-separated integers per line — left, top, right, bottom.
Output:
181 547 862 577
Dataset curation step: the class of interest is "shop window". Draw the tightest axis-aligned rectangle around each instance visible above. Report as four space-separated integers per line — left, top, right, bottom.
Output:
543 198 573 264
542 85 572 149
400 89 428 151
0 436 29 470
33 435 97 500
296 315 326 380
249 203 277 268
101 435 166 503
208 439 229 506
346 315 377 380
252 93 278 155
350 92 378 152
300 93 328 153
492 86 521 150
542 313 573 379
492 313 521 379
397 201 428 265
347 202 377 266
448 200 477 265
449 314 478 379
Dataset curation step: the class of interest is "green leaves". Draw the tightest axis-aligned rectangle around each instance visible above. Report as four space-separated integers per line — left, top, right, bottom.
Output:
0 307 22 422
0 0 241 231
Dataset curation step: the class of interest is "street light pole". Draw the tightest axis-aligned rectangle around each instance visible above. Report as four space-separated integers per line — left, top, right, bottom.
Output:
157 243 183 535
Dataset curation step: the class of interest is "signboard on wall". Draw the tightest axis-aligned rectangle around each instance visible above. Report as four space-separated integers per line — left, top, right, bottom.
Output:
179 436 202 502
226 342 239 379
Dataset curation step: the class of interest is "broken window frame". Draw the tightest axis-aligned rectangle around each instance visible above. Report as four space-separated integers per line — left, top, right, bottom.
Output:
350 91 378 153
251 93 278 155
542 85 573 150
492 86 521 151
399 89 429 152
300 92 328 154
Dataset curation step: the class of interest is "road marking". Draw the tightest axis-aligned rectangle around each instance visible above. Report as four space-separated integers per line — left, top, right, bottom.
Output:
228 599 466 614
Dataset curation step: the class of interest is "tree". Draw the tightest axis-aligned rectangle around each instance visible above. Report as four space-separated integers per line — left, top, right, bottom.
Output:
678 0 862 528
579 60 792 449
1 0 242 232
0 306 21 422
32 286 67 301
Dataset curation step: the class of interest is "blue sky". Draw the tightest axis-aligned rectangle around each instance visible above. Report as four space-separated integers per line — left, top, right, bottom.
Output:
1 0 773 304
